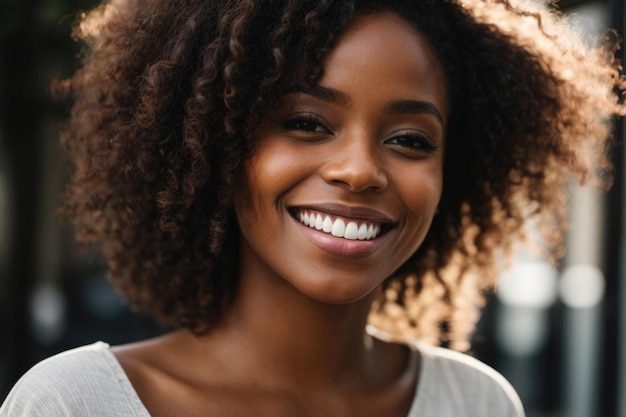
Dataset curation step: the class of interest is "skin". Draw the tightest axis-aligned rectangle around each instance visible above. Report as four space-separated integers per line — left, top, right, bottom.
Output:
114 12 448 417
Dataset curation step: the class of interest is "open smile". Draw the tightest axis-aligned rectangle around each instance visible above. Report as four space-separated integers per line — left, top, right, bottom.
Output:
290 208 393 241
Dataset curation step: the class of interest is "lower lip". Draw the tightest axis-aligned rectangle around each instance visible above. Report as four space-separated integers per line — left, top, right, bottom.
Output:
293 217 389 259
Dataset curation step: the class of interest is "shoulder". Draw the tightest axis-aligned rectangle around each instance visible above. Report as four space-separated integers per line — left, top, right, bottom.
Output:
0 342 147 417
409 340 525 417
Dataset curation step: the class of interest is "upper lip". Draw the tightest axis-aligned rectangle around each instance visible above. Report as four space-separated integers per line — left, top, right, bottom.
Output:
290 203 396 224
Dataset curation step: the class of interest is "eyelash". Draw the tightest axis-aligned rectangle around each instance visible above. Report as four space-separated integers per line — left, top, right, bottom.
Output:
280 112 330 134
385 132 438 155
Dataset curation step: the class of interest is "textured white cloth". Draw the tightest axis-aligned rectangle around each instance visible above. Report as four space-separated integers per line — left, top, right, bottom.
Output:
0 341 524 416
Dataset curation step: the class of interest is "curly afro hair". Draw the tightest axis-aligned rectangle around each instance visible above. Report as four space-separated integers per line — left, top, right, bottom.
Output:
57 0 625 349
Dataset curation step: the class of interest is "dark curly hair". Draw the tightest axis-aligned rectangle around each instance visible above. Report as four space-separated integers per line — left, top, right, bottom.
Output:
57 0 625 349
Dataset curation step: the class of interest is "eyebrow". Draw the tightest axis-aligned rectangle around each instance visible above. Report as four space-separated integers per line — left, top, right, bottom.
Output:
385 99 444 126
287 84 351 106
287 84 444 126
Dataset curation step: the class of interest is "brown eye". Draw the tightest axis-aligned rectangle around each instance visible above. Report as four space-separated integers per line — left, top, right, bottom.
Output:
385 132 438 157
282 113 330 134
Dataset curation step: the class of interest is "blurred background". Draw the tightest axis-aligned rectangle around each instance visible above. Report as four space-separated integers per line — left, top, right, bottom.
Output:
0 0 624 416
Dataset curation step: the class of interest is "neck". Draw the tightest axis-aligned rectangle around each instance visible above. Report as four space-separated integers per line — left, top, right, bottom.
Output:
191 261 384 387
228 274 378 383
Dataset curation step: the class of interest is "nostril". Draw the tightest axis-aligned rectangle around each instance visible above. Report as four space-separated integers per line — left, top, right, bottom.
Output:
320 157 388 192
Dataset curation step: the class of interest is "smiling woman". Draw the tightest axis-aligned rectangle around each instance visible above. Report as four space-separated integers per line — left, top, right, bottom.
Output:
0 0 623 416
236 13 446 306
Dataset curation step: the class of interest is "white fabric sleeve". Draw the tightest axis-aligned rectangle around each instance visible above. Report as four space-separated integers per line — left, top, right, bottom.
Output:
0 342 149 417
408 341 525 417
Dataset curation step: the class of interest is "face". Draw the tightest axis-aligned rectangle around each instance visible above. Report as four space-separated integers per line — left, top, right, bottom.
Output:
235 12 448 305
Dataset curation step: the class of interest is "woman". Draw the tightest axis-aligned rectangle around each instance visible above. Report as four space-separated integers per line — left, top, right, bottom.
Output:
1 0 623 415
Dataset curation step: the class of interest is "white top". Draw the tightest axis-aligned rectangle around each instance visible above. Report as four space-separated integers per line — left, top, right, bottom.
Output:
0 341 525 416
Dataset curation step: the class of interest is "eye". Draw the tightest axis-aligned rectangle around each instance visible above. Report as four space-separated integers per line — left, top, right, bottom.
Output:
385 131 438 158
281 112 331 134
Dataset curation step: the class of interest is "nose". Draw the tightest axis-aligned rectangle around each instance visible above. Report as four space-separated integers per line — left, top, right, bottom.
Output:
320 133 389 192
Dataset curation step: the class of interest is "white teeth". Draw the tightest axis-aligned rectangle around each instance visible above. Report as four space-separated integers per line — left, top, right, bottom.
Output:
315 214 323 230
331 219 345 237
297 210 384 241
358 223 368 240
345 222 359 240
322 216 333 233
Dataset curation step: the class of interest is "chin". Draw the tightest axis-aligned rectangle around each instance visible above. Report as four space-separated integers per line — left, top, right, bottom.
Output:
291 277 380 306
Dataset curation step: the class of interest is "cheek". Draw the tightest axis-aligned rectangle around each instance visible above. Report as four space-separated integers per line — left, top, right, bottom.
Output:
235 144 307 226
397 168 443 259
234 167 267 233
400 166 444 217
248 139 306 185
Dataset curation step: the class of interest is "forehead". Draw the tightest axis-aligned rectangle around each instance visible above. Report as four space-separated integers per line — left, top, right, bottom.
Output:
317 12 449 121
320 12 448 113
